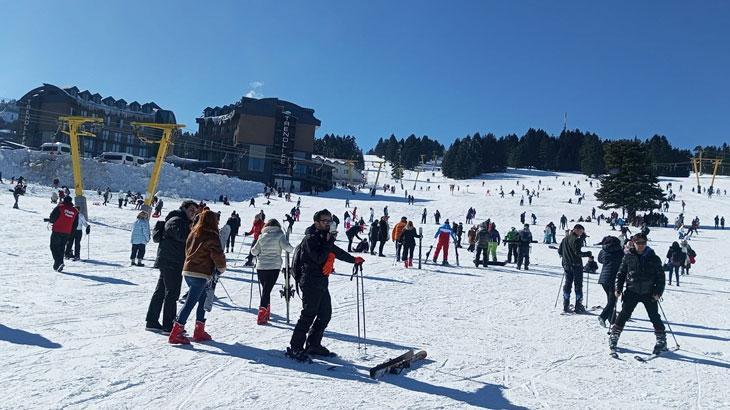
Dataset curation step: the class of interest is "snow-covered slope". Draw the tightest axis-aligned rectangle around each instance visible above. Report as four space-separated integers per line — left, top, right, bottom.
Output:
1 155 729 409
0 149 263 201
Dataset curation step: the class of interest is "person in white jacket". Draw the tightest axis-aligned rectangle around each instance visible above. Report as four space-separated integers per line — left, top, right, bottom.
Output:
65 206 89 261
130 211 151 266
251 219 294 325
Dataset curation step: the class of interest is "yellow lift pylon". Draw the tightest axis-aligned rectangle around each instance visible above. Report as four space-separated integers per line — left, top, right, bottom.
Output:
691 155 723 194
131 122 186 218
59 116 103 219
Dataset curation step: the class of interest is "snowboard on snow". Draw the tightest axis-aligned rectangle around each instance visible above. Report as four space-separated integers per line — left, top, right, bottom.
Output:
369 349 427 379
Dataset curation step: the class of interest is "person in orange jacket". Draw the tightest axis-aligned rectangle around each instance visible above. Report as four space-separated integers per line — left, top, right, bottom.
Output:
391 216 408 262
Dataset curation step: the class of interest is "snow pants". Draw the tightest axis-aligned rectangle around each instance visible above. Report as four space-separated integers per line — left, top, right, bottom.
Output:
65 230 82 259
257 268 279 308
507 244 518 263
433 238 449 262
668 265 680 285
130 244 146 260
487 242 498 261
599 283 617 324
516 246 529 269
146 267 183 330
50 232 69 270
227 230 238 252
614 291 665 334
290 286 332 350
474 246 488 266
395 241 403 261
563 265 584 303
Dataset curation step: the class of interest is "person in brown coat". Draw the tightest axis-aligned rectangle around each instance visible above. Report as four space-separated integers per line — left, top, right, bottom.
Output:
169 210 227 345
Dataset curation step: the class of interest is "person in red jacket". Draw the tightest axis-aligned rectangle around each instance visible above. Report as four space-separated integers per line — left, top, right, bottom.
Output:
244 213 265 266
48 196 78 272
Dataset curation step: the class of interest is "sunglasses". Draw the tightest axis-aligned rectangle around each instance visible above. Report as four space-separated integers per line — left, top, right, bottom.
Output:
319 218 332 223
635 241 647 245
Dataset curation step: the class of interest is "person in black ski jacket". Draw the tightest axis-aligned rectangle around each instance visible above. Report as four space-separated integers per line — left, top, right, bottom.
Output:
666 241 683 286
368 219 380 254
346 222 364 252
145 200 198 333
597 235 623 327
397 221 421 268
288 209 363 360
610 233 666 355
516 224 533 270
376 216 389 256
557 224 591 313
225 211 241 253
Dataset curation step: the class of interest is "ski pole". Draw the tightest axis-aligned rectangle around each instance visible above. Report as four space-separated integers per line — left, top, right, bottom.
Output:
248 260 257 309
554 271 565 309
218 278 236 305
359 263 367 349
658 301 680 350
585 270 589 308
86 233 90 261
353 264 361 348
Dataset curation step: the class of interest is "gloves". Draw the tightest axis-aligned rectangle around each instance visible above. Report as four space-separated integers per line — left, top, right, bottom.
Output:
86 226 91 235
354 256 365 265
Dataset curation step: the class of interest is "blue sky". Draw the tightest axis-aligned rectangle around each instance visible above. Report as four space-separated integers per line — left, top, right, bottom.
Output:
1 1 729 150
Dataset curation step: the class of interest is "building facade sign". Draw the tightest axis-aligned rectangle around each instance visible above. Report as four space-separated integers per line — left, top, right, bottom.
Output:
273 109 297 175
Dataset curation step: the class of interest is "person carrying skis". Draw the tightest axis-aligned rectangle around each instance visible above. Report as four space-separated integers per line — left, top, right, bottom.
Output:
168 209 226 344
485 223 501 263
516 224 533 270
48 196 78 271
288 209 364 360
597 235 623 327
432 219 456 265
504 227 519 264
666 241 683 286
397 221 421 268
64 206 89 261
130 211 151 266
146 200 198 334
391 216 408 262
557 224 592 313
243 214 265 266
610 233 666 356
346 221 364 252
251 219 294 325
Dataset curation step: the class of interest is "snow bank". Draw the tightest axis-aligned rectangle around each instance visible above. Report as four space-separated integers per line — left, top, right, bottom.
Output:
0 149 263 200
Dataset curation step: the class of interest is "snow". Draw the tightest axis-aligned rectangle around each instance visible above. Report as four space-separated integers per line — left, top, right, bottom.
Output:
1 154 729 408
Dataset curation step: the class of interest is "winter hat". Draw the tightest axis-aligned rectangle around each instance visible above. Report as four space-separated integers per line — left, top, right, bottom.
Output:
401 216 407 221
63 196 73 205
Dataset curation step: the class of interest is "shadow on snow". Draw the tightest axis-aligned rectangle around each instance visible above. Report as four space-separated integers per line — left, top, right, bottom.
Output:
0 324 61 349
61 271 137 286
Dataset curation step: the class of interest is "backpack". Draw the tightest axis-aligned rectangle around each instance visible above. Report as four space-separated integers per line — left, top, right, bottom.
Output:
670 250 684 266
289 238 306 290
152 220 166 243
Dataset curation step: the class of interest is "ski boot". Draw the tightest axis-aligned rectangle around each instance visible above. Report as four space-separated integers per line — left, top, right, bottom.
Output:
609 326 622 356
136 258 144 267
265 304 271 322
286 347 311 362
652 332 667 355
193 320 212 342
473 259 479 267
130 260 136 266
306 344 334 357
408 258 413 267
442 260 450 266
168 322 190 345
574 302 587 314
404 260 409 268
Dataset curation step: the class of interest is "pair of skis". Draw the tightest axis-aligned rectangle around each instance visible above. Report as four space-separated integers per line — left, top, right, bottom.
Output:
369 349 427 378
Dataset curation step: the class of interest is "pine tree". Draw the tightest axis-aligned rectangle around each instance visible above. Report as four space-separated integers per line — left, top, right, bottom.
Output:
579 133 605 176
596 141 665 220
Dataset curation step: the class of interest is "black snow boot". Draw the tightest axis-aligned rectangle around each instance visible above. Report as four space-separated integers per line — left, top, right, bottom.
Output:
563 299 572 313
574 302 586 314
653 333 667 355
609 326 622 351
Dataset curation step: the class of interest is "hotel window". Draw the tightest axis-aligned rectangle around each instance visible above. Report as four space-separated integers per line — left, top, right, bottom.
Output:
248 144 266 172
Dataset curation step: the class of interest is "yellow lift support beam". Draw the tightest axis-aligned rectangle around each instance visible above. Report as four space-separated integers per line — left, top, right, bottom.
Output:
371 160 385 196
691 156 723 194
59 116 103 219
131 122 186 218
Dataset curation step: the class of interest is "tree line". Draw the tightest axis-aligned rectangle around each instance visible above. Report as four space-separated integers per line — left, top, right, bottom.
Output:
368 134 445 172
440 129 694 179
313 134 365 170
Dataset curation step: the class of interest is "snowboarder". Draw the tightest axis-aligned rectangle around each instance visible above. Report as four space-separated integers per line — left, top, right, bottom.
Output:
558 224 591 313
168 209 226 344
130 211 151 266
287 209 363 360
432 220 457 265
610 234 666 356
48 196 78 272
597 236 623 327
251 219 294 325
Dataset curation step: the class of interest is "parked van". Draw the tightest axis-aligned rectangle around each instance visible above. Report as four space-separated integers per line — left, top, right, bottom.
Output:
98 152 142 166
40 142 71 154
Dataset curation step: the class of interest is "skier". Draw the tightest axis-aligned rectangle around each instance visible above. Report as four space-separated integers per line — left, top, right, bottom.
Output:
48 196 78 272
516 224 533 270
249 197 256 207
287 209 363 360
346 221 364 252
130 211 151 266
597 236 623 327
243 214 265 266
118 191 124 208
610 234 667 356
168 209 226 344
432 219 456 265
467 225 477 252
666 241 683 286
251 219 294 325
369 207 375 223
391 217 407 262
12 182 25 209
558 224 591 313
504 227 519 264
486 223 501 263
145 200 198 334
64 206 89 261
397 221 421 268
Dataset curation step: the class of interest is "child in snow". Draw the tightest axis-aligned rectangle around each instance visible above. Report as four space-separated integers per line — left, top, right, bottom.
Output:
130 211 151 266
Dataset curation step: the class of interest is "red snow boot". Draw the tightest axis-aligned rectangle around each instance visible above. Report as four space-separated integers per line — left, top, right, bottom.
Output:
193 320 212 342
404 260 409 268
265 304 271 322
168 322 190 345
257 307 269 325
408 258 413 267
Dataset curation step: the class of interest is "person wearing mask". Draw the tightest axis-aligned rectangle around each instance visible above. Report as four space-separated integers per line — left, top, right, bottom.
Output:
145 200 198 334
168 210 226 344
251 219 294 325
48 196 78 271
130 211 151 266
